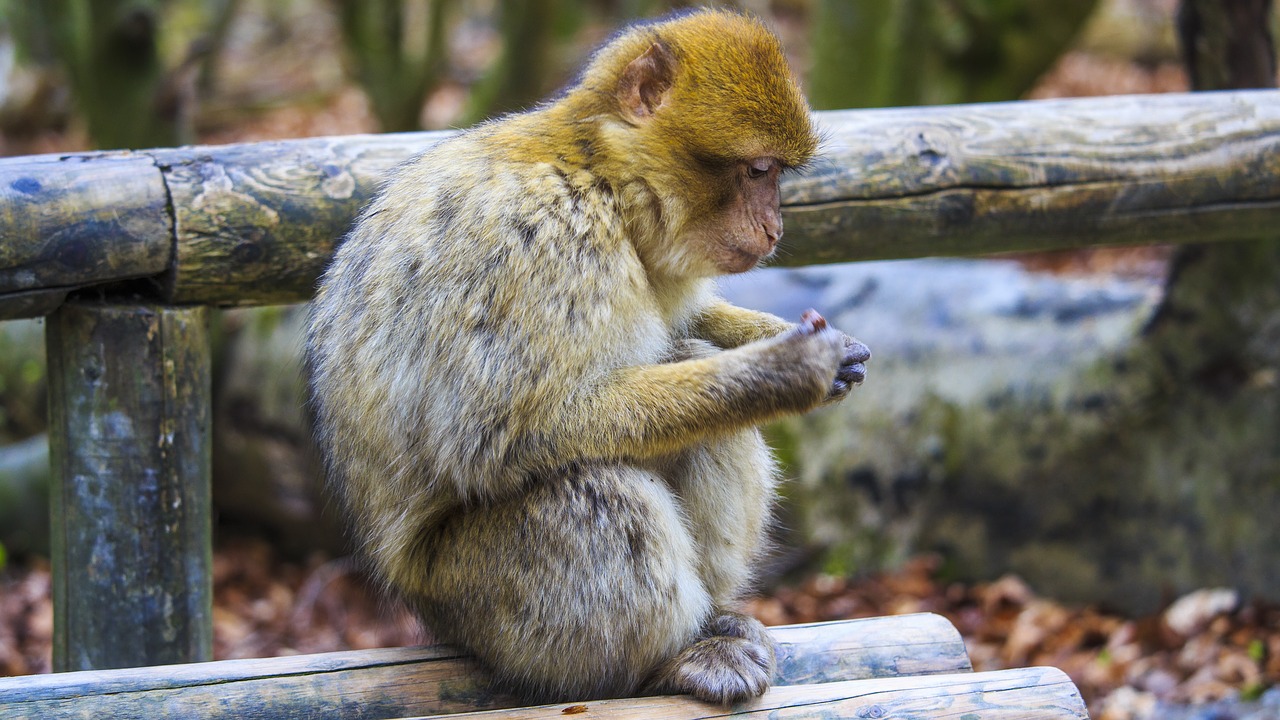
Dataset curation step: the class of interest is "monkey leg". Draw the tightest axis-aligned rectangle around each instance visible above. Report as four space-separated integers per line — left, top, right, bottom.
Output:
412 463 714 703
659 338 781 604
634 431 780 704
661 428 779 605
638 338 782 703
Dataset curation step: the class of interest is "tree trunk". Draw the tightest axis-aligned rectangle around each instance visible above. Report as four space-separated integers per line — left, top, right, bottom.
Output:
808 0 1098 110
334 0 456 132
1143 0 1278 405
46 0 187 149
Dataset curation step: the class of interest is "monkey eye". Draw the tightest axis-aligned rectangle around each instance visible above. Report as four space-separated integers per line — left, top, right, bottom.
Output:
746 158 772 179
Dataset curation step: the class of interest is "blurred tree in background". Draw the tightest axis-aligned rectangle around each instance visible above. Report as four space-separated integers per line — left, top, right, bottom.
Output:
0 0 238 149
332 0 457 132
0 0 1109 143
809 0 1099 109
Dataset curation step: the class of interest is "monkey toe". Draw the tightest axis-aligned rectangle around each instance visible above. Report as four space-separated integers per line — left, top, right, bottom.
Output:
704 611 773 647
646 629 775 706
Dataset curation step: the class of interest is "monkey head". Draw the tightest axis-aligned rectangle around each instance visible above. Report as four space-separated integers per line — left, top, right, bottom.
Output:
576 10 819 278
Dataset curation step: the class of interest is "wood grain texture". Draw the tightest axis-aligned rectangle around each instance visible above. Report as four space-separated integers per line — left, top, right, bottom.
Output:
0 90 1278 316
152 132 445 305
781 90 1280 264
0 614 970 720
407 667 1088 720
0 152 170 296
45 302 212 672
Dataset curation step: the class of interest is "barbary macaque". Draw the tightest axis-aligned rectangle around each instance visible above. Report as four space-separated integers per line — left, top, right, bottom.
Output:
306 9 869 705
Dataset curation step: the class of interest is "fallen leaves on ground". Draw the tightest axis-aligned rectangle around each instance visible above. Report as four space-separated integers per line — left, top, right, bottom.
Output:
3 547 1277 718
744 556 1280 718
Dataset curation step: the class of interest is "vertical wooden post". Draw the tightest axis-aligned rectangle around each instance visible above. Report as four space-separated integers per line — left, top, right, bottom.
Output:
45 302 212 672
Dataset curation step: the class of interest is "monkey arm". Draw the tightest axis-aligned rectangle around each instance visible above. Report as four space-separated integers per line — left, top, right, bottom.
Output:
553 323 841 462
690 300 871 405
689 300 792 349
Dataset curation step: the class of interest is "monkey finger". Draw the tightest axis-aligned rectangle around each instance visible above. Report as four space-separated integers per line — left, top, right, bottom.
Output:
842 337 871 365
837 362 867 385
825 378 853 403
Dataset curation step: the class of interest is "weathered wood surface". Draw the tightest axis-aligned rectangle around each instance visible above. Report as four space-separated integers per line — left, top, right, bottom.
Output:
0 287 70 321
151 134 442 305
0 90 1277 316
0 614 971 720
786 89 1280 263
409 667 1087 720
0 152 170 304
45 302 213 671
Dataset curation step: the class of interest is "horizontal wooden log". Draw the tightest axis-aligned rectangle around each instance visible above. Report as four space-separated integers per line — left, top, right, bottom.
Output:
0 614 969 720
151 134 442 306
786 89 1280 262
0 152 170 298
0 287 69 321
0 90 1277 315
414 667 1087 719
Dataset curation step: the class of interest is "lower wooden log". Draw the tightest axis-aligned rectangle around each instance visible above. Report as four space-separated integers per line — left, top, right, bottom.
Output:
0 614 969 720
425 667 1089 720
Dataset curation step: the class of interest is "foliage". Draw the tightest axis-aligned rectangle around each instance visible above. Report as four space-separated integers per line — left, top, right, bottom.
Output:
809 0 1100 109
332 0 457 132
0 320 46 443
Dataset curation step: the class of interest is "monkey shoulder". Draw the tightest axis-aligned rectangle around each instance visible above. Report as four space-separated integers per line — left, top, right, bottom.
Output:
316 127 671 390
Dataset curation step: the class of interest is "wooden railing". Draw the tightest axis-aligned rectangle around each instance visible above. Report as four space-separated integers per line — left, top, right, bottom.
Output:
1 89 1277 716
5 90 1277 319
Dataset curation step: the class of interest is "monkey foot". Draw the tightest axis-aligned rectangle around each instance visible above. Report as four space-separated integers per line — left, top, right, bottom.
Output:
645 612 776 705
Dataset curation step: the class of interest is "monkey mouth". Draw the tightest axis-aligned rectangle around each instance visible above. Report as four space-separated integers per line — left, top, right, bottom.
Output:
722 245 769 273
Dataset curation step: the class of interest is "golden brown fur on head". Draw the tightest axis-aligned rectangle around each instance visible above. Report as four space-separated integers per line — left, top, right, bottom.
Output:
586 10 817 278
579 9 817 167
490 9 819 279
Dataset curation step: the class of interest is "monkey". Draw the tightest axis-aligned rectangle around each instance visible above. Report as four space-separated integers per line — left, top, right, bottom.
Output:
305 9 870 706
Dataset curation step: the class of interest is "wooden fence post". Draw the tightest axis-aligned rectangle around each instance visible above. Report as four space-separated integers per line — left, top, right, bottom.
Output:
45 302 213 672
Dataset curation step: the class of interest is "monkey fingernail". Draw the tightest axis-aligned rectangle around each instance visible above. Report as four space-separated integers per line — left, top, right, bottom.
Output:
799 309 826 333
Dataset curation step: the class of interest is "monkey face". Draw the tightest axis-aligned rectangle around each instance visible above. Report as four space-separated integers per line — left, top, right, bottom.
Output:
681 156 785 275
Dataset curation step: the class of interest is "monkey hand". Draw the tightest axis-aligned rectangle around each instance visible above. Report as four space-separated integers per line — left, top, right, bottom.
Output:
827 329 870 403
792 310 869 404
759 309 848 411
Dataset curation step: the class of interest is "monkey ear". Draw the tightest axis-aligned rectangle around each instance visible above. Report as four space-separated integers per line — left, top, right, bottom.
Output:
617 41 675 124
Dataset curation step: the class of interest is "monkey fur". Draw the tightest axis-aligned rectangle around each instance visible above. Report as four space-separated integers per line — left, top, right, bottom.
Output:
306 9 870 706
